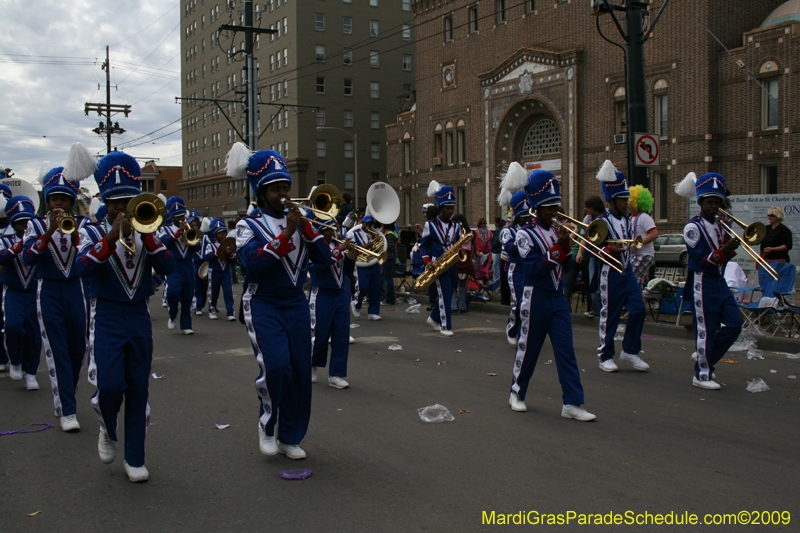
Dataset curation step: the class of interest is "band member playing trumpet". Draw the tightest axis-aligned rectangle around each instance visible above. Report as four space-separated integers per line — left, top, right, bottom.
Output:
420 180 461 337
188 211 209 316
226 144 331 460
675 172 742 390
508 170 595 421
593 161 650 373
158 197 200 334
22 163 90 431
0 196 41 391
202 218 236 321
70 146 175 482
348 215 382 321
308 214 353 389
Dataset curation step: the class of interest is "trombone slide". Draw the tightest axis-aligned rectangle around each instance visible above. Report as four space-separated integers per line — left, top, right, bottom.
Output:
716 217 779 281
552 218 624 274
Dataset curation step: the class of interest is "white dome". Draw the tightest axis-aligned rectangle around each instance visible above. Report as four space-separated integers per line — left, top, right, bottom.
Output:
762 0 800 27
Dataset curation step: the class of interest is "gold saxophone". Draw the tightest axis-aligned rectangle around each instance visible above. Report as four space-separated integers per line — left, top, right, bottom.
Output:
414 225 474 290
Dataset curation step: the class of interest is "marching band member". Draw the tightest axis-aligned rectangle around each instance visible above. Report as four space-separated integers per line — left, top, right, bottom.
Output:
347 215 382 321
508 170 595 421
0 196 41 390
675 172 742 390
203 218 236 320
158 197 200 334
497 163 533 345
420 180 461 337
0 183 14 374
594 161 650 373
308 214 353 388
22 162 90 431
71 146 175 482
190 213 209 316
226 143 331 460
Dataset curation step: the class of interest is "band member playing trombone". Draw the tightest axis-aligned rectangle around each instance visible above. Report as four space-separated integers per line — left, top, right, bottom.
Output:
22 162 90 431
226 144 331 460
675 172 742 390
593 161 650 373
508 170 595 421
71 146 175 482
348 214 382 321
158 197 201 334
202 218 236 321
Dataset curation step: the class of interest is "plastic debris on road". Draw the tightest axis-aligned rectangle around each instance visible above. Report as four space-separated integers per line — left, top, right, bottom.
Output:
396 297 405 303
215 424 230 429
406 304 421 313
459 409 470 414
747 348 765 360
406 298 417 305
152 373 164 379
454 349 462 353
487 373 497 376
388 344 402 350
280 469 313 480
350 323 360 328
417 404 455 423
746 378 770 393
730 328 758 352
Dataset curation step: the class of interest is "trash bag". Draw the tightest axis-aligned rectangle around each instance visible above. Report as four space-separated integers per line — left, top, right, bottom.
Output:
417 404 455 423
746 378 770 393
406 304 421 314
747 348 764 360
396 297 405 303
407 298 417 305
388 344 402 351
730 328 758 352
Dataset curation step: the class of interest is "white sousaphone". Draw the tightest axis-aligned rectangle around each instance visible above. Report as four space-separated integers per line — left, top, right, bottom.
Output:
0 177 42 214
351 182 400 268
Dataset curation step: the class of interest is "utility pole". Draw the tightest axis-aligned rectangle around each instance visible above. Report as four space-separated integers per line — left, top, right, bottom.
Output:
593 0 671 189
85 46 130 154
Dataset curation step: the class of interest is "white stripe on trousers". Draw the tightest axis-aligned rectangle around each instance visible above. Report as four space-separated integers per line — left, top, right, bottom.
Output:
597 264 611 357
692 272 712 380
506 263 518 337
435 278 447 328
87 298 105 431
309 286 319 356
511 286 533 394
37 279 62 416
242 284 274 430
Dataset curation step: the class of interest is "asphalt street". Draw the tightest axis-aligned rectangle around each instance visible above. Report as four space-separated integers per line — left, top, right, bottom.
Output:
1 286 799 532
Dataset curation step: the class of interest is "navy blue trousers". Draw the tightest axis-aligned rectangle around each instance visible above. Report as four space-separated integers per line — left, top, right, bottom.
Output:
38 278 87 417
354 264 381 316
430 267 457 331
193 261 207 312
689 272 743 381
597 265 646 361
2 287 41 375
511 287 585 405
310 287 350 377
0 283 6 365
243 285 312 446
88 298 152 467
167 259 194 330
209 268 234 317
506 262 525 339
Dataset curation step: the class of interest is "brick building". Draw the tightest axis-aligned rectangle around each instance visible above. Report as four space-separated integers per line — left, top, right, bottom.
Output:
141 161 182 199
386 0 797 233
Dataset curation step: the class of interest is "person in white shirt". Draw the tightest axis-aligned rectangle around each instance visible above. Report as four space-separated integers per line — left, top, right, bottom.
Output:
628 185 659 289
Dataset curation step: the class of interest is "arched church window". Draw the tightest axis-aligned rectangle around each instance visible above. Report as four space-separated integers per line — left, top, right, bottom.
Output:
522 119 561 158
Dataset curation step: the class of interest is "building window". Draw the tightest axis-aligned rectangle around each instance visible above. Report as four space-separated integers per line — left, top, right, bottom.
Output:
403 140 411 173
522 119 561 158
317 140 327 157
317 108 326 126
344 141 354 158
444 16 453 42
371 111 380 129
315 45 325 61
457 127 466 164
370 50 379 68
316 76 325 93
369 20 379 37
317 171 326 186
434 124 443 164
315 13 324 30
343 48 353 64
344 110 354 127
402 54 411 71
344 172 354 190
654 171 669 221
655 94 668 138
496 0 506 23
402 0 411 11
370 82 379 98
343 16 352 34
469 7 478 33
402 25 412 41
763 78 779 130
371 143 380 160
370 0 378 6
344 79 353 96
761 165 778 194
613 86 627 134
457 186 466 214
445 130 454 165
527 0 535 13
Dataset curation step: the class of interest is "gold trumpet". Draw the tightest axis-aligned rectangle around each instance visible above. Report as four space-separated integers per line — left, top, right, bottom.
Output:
281 184 341 221
298 214 387 265
551 216 624 274
59 214 76 234
117 193 168 254
182 228 202 246
716 209 778 281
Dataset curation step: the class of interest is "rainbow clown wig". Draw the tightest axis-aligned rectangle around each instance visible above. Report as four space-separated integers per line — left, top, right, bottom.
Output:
628 185 654 213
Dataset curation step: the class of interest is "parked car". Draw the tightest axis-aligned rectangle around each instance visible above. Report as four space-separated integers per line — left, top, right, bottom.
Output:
654 233 688 267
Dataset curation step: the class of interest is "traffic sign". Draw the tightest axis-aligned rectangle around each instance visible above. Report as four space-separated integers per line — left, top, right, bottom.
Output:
634 133 660 167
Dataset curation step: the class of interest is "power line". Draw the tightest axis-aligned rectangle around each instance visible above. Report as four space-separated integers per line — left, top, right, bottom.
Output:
110 4 179 47
117 22 180 84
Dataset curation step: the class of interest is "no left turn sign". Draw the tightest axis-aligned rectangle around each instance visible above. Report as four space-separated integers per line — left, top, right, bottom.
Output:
634 133 660 167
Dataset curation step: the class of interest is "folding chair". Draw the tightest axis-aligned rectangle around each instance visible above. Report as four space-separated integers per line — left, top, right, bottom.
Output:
673 284 694 326
774 293 800 337
736 262 796 336
393 262 416 294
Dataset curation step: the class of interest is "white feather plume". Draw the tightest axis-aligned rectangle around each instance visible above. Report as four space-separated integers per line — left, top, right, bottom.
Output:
499 162 528 192
63 143 98 182
497 189 512 207
674 172 698 198
200 217 212 233
157 193 167 205
37 162 52 186
0 197 6 218
596 160 617 183
225 142 252 180
246 202 257 216
89 197 103 218
426 180 441 198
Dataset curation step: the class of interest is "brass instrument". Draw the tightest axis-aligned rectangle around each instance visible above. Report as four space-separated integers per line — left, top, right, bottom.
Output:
281 184 341 221
182 227 202 247
118 193 167 254
355 224 387 268
551 215 624 274
414 224 475 290
607 235 644 250
217 237 237 262
58 214 76 234
716 209 778 281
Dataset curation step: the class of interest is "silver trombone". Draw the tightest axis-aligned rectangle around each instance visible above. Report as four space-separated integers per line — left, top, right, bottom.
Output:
717 209 779 281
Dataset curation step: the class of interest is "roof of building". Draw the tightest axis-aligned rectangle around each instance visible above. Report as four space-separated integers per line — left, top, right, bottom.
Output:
762 0 800 27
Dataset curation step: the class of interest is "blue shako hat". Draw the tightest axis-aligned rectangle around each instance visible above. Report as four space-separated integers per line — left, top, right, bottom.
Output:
5 195 36 223
427 180 456 207
0 184 14 201
674 171 728 205
525 170 561 209
207 217 227 236
39 166 80 203
596 160 630 202
166 196 188 218
62 144 141 202
225 142 291 197
510 191 532 218
187 210 201 224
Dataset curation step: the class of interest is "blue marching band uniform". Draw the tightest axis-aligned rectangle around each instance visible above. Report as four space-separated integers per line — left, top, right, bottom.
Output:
202 218 236 320
420 180 461 337
189 210 210 315
158 197 201 334
0 183 15 373
347 217 382 320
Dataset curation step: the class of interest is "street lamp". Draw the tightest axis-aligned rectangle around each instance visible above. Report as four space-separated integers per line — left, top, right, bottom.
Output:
316 126 358 209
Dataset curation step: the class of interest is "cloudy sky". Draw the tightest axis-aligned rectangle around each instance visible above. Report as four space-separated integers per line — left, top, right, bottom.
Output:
0 0 182 193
